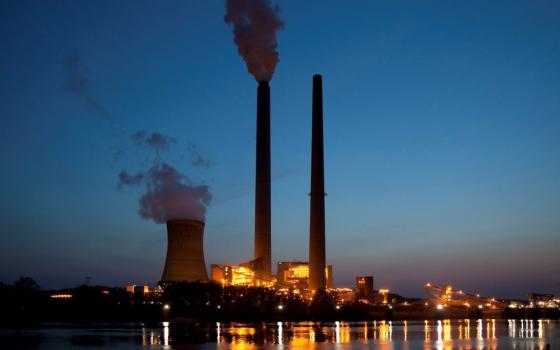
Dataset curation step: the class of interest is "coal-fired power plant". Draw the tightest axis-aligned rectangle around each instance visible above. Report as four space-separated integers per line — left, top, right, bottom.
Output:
160 219 208 283
309 74 327 291
254 81 272 282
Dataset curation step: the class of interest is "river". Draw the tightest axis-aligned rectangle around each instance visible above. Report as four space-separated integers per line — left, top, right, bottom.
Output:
1 319 558 349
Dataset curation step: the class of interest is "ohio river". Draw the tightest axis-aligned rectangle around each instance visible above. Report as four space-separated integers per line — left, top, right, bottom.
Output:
1 319 558 349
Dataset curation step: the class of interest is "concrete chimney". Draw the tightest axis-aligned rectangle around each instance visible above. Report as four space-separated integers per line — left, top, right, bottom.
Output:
254 81 271 281
309 74 327 291
160 219 208 283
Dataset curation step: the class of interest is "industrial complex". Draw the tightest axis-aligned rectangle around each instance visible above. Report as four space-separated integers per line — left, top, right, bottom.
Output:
158 74 331 293
151 74 559 314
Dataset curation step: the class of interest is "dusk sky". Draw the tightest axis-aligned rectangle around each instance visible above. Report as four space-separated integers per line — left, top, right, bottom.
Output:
1 0 559 299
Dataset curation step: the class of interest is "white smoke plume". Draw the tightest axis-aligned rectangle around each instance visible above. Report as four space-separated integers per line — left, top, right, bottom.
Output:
117 131 212 223
225 0 284 82
138 163 211 223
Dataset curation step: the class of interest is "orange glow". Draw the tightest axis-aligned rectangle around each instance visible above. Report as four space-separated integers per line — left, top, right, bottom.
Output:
288 265 309 278
50 293 72 299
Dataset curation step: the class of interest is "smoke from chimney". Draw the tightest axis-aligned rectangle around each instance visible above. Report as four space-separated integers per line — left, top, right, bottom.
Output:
224 0 284 82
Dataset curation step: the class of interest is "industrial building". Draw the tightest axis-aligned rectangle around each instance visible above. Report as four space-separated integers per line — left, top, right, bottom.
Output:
277 261 333 290
210 263 275 287
355 276 375 299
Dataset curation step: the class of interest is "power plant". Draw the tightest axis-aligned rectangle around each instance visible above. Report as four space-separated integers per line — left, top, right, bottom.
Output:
208 75 331 291
160 219 208 283
161 75 331 292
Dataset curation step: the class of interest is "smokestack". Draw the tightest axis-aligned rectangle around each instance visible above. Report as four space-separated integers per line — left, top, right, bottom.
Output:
160 219 208 283
254 81 271 281
309 74 326 291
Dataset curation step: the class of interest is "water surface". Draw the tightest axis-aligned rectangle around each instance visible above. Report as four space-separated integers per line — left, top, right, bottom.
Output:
1 319 558 349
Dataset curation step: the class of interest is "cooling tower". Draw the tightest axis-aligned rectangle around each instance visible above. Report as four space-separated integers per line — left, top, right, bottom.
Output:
309 74 327 291
160 219 208 283
254 81 272 282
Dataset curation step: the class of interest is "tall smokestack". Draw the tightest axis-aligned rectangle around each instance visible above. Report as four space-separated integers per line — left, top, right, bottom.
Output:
309 74 326 291
160 219 208 283
254 81 271 281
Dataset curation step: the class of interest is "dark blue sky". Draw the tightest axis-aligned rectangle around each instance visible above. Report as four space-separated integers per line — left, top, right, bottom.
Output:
1 0 559 298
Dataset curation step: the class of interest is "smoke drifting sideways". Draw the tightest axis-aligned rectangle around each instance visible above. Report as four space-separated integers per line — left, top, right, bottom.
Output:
225 0 284 82
63 54 112 119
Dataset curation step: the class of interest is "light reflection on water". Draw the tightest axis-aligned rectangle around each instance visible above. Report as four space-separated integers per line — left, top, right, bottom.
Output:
141 319 556 349
0 319 557 349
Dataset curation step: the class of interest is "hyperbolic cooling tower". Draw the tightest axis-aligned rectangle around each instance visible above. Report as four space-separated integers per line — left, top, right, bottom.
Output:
254 81 272 281
160 219 208 283
309 74 327 291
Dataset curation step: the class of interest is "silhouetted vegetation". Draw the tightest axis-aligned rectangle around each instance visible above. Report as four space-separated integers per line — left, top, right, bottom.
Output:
1 278 558 328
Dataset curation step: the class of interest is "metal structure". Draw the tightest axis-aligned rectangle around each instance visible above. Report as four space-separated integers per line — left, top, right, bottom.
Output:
424 282 505 308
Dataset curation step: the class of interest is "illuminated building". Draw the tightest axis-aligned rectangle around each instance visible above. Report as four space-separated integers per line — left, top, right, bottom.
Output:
276 261 332 289
378 288 390 304
528 293 560 308
355 276 374 299
211 263 274 287
126 284 152 295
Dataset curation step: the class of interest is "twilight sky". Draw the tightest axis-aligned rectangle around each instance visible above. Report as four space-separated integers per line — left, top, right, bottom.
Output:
1 0 559 299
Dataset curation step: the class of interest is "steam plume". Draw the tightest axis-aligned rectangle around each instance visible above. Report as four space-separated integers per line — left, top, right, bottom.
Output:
117 131 212 223
225 0 284 82
138 163 211 223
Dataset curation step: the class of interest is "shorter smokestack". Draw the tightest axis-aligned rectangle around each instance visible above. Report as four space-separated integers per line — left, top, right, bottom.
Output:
160 219 208 283
309 74 326 291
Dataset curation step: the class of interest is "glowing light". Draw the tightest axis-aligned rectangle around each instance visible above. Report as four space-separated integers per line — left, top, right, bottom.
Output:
50 294 73 299
277 304 284 310
163 304 170 310
288 265 309 278
436 304 444 310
